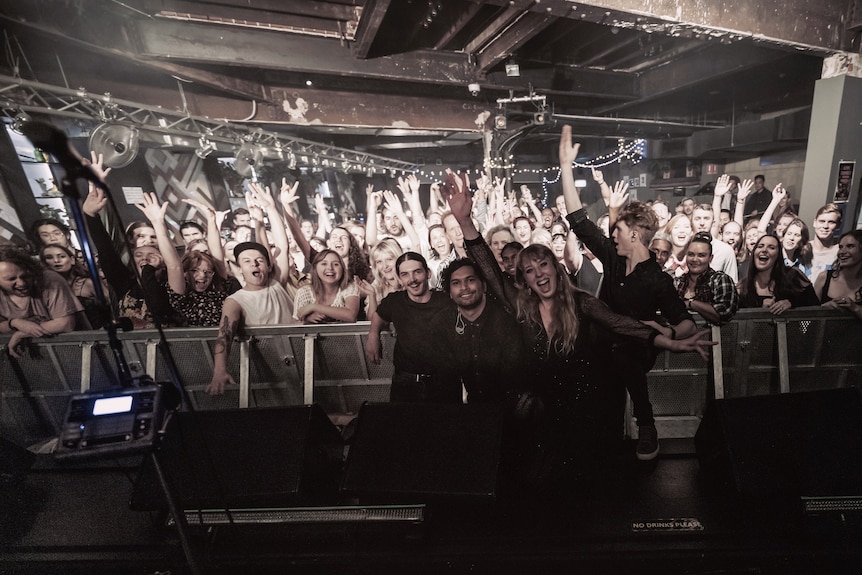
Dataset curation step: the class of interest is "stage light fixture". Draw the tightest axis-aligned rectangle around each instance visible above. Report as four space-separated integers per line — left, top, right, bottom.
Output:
494 114 507 130
89 123 139 168
195 136 215 159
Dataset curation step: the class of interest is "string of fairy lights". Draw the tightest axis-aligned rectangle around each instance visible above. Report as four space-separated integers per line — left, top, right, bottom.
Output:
415 138 647 206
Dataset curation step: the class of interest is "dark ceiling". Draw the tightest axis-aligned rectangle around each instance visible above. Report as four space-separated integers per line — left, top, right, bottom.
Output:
0 0 854 168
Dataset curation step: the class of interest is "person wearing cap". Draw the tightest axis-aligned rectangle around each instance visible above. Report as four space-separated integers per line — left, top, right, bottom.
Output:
206 241 298 395
207 181 302 395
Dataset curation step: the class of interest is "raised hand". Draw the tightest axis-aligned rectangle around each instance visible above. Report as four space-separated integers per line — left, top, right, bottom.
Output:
608 180 630 209
86 151 112 182
182 197 214 217
771 183 786 203
591 167 604 186
446 174 473 222
82 181 108 217
737 178 754 201
278 177 299 205
713 174 731 197
382 190 405 216
558 124 580 167
135 191 167 224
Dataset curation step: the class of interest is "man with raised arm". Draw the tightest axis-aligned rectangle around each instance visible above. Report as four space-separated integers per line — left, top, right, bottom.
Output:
559 125 697 461
207 182 298 395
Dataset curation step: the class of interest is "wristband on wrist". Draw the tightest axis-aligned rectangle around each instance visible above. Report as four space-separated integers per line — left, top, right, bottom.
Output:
669 326 676 340
8 318 18 331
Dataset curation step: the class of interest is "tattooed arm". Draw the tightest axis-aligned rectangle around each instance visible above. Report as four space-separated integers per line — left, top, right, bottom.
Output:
207 298 243 395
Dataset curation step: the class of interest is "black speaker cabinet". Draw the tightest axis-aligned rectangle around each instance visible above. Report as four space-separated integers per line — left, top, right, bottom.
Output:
0 436 35 485
131 404 343 511
695 388 862 499
0 436 36 541
341 402 504 503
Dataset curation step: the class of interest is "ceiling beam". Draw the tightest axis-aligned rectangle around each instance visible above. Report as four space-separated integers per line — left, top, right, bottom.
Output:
352 0 392 58
476 11 559 72
144 0 363 21
132 18 477 84
464 0 536 54
0 12 273 102
595 43 789 114
529 0 848 53
146 0 359 39
434 1 486 50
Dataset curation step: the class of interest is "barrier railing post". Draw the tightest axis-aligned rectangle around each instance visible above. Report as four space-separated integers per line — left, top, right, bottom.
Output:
711 325 724 400
775 318 790 393
80 341 94 393
239 338 250 408
303 334 317 405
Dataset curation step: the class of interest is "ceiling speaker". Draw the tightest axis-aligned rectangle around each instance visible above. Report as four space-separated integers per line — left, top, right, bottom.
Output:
234 142 262 178
89 123 139 168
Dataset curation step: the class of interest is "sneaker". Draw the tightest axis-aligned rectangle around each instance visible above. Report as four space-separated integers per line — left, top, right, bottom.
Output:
636 425 659 461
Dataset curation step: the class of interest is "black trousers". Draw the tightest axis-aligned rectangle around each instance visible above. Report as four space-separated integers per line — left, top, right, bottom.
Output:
389 370 460 404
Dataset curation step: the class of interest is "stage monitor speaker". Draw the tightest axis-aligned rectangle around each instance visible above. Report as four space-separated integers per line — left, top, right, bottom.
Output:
131 405 343 511
1 436 36 541
0 436 35 485
341 402 504 504
694 388 862 499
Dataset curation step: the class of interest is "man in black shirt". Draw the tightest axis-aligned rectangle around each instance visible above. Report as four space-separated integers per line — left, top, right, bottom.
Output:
559 125 696 461
432 259 524 404
743 174 772 222
365 252 455 402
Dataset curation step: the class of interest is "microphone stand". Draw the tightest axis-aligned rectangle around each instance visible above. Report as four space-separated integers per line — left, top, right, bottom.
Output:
23 122 202 575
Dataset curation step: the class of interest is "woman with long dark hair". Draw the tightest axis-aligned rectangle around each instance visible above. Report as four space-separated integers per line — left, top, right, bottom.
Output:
40 243 112 328
815 230 862 319
737 233 818 314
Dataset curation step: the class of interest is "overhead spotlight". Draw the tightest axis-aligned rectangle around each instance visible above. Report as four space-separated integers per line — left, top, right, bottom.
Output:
532 111 547 126
234 141 262 178
195 136 215 159
10 110 31 134
89 123 139 168
286 149 297 170
494 114 508 130
505 60 520 77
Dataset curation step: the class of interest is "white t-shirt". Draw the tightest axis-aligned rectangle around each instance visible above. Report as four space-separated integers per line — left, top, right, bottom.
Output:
710 238 738 283
226 280 296 326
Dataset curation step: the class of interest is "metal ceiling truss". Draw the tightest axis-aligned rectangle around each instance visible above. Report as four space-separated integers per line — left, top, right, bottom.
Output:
0 74 420 175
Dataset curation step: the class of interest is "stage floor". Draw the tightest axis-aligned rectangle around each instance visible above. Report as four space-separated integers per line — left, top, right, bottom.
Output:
2 439 860 575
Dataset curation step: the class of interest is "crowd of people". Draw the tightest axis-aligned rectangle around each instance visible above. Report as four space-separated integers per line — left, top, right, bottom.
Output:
1 132 861 478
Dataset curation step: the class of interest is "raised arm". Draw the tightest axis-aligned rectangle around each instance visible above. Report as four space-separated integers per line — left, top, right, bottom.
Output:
365 185 382 247
136 192 185 295
250 180 291 285
606 179 629 231
520 186 543 222
182 198 226 269
712 174 731 238
558 125 583 213
382 189 420 249
313 193 331 239
733 178 753 226
756 183 787 234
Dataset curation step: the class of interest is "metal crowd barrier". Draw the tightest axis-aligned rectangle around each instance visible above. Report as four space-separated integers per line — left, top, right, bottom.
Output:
1 309 860 446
